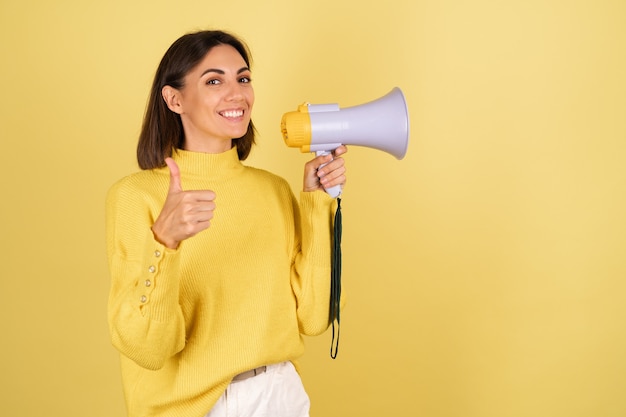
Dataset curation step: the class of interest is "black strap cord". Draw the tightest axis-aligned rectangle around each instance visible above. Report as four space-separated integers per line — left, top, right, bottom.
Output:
330 197 342 359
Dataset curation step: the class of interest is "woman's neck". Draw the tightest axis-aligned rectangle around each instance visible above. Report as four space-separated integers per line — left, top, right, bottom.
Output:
183 137 233 154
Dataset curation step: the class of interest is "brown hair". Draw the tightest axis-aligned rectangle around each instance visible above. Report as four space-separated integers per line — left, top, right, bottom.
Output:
137 30 256 169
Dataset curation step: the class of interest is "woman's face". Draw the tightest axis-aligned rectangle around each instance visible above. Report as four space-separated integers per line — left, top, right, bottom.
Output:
173 44 254 153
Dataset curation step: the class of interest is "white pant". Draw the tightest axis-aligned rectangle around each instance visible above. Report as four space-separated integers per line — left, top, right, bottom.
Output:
205 362 310 417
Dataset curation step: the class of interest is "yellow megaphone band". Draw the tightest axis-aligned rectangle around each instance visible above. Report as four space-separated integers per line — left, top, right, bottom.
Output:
280 103 313 153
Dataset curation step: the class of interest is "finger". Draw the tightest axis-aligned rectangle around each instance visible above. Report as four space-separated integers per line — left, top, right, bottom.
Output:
312 153 333 169
320 166 346 187
177 220 211 241
192 209 215 223
332 145 348 157
181 212 215 227
317 155 344 178
186 190 217 202
165 157 183 193
183 200 217 215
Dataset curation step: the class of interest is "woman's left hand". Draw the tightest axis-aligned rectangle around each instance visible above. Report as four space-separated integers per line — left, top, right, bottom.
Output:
303 145 348 193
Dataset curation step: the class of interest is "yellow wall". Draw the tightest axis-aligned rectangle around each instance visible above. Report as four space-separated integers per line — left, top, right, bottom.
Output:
1 0 625 416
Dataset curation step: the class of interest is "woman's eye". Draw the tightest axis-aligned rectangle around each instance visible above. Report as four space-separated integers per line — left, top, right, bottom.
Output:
206 79 221 85
239 76 251 84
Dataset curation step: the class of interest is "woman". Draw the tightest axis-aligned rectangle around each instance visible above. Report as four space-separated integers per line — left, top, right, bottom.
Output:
105 29 347 417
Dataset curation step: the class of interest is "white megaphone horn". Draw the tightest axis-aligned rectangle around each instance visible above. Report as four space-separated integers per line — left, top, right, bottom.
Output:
281 87 409 198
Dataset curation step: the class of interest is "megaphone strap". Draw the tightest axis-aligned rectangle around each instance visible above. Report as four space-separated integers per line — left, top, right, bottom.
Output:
330 198 342 359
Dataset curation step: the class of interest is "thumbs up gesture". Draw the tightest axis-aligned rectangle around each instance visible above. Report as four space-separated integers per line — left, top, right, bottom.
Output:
151 158 217 249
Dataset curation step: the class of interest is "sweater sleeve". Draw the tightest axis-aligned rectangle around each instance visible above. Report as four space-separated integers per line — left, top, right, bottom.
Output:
291 190 338 336
105 179 186 370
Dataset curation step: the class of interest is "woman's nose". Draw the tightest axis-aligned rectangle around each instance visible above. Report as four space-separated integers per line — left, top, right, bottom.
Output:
225 82 245 101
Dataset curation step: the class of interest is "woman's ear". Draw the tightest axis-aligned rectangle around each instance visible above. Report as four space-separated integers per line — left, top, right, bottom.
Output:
162 86 183 114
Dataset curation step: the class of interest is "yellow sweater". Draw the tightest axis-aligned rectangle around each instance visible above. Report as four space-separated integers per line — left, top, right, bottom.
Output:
105 147 336 417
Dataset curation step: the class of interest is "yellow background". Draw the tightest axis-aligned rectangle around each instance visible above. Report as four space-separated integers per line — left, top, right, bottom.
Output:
1 0 625 416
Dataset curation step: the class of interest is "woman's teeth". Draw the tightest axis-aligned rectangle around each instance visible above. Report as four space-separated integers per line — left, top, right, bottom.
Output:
221 110 243 118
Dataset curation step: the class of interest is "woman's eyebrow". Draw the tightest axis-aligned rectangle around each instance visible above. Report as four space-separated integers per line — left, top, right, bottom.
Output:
200 67 250 77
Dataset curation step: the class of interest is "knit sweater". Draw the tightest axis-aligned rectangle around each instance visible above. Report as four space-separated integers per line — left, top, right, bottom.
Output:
105 147 336 417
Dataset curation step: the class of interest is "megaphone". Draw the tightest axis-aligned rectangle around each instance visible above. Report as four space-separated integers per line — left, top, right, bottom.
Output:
281 87 409 198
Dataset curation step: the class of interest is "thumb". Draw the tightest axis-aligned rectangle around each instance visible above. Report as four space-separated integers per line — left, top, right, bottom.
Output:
165 157 183 193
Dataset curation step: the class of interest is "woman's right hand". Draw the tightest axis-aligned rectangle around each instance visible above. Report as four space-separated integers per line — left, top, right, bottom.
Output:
151 158 216 249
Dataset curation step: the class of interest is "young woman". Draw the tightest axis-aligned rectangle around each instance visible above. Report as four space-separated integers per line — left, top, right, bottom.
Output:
105 30 347 417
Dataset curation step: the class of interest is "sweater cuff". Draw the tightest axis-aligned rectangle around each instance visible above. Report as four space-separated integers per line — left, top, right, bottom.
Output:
136 235 182 322
298 190 337 265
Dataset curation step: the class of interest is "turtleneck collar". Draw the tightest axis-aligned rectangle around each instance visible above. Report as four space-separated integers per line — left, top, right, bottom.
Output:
171 146 244 180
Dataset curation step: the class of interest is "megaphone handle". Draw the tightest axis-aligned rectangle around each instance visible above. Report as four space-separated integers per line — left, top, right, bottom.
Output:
315 150 342 198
